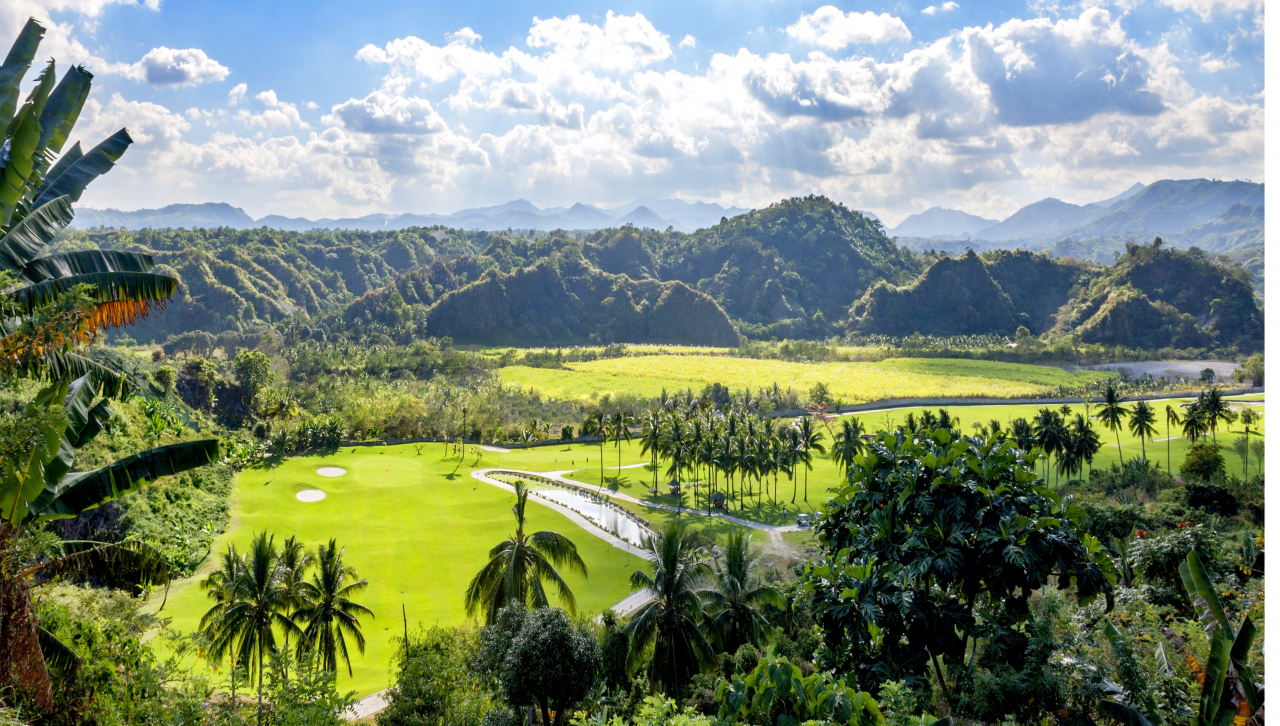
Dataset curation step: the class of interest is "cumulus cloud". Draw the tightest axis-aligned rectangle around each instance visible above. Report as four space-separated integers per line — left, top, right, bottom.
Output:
786 7 911 48
60 9 1260 225
228 83 247 105
122 46 230 87
1198 52 1239 72
679 34 696 49
922 2 959 15
1154 0 1262 19
234 90 308 130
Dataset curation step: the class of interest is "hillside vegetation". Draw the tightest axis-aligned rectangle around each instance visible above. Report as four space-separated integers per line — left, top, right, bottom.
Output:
63 198 1259 352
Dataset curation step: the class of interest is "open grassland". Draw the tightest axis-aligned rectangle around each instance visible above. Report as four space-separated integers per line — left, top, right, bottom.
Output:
153 443 647 698
500 355 1109 403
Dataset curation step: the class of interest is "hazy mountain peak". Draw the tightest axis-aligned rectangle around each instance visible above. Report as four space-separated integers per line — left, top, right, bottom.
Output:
890 206 998 239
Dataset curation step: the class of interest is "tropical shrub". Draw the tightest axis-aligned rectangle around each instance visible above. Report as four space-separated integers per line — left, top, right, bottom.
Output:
378 626 499 726
1180 442 1225 481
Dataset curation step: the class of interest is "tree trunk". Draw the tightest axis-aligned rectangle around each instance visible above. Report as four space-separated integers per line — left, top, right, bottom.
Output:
540 697 552 726
0 560 53 712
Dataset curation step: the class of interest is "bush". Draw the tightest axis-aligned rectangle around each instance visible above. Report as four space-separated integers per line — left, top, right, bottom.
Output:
1128 525 1222 594
1184 484 1239 517
152 365 175 395
1180 442 1225 481
500 607 602 726
378 627 498 726
1085 458 1172 497
1078 502 1159 542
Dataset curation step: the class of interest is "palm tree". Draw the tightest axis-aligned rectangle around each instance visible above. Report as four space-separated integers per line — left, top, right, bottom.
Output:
277 536 314 674
581 411 606 489
200 533 302 723
1202 388 1231 442
702 529 782 653
609 410 633 482
1182 402 1208 443
1164 405 1182 473
1128 401 1157 460
1098 382 1128 464
293 539 374 676
200 544 248 699
830 417 866 477
1032 407 1064 483
797 417 826 501
464 480 587 625
640 409 665 494
625 522 713 696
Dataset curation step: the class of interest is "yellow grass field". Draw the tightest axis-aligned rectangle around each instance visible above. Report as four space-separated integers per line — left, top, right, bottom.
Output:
499 355 1107 403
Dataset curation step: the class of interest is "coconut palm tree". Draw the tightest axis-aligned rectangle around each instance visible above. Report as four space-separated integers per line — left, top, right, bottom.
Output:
1098 382 1128 464
1202 388 1232 442
293 539 373 676
1164 405 1182 473
464 479 587 625
640 409 665 493
1182 402 1208 443
199 533 302 723
1128 401 1158 460
702 528 782 653
608 410 633 481
830 417 866 477
581 411 607 488
625 522 713 696
797 416 826 502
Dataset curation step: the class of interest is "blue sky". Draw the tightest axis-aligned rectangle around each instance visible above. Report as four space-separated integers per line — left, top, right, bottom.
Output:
3 0 1263 224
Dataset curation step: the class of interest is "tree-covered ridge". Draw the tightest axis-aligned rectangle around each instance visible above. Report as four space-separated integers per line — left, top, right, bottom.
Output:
421 256 741 347
1053 239 1262 352
641 195 921 337
848 250 1087 337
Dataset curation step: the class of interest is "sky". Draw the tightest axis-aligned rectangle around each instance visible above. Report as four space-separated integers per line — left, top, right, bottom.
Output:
2 0 1264 225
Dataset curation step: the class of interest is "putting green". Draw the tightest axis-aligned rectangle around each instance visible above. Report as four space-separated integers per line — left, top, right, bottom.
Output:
154 444 648 698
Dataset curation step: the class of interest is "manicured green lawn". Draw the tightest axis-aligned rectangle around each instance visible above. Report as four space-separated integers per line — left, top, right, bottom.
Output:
153 443 647 698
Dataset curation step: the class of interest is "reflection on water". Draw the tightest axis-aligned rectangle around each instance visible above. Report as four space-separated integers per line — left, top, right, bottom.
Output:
532 488 649 547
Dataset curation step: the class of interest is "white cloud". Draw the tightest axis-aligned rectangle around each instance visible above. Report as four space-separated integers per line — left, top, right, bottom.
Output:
122 46 230 87
58 9 1259 224
228 82 247 105
1154 0 1262 20
233 90 308 130
1198 52 1239 72
786 6 911 49
679 34 696 49
922 2 959 15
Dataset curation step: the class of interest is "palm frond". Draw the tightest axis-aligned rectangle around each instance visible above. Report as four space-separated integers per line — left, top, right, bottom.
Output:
530 530 587 576
9 270 178 322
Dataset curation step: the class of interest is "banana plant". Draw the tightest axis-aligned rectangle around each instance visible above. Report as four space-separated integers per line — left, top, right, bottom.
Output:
0 19 214 712
1097 551 1261 726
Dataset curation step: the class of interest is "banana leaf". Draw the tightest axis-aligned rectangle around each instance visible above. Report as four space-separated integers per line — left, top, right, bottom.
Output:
37 142 81 195
9 270 178 311
36 65 91 156
1 60 55 227
0 18 43 128
37 627 80 672
31 128 131 209
29 438 219 522
1179 552 1232 637
1229 616 1259 713
1098 700 1155 726
34 539 175 589
1197 630 1233 726
0 195 72 272
3 349 133 400
20 249 155 283
42 374 113 488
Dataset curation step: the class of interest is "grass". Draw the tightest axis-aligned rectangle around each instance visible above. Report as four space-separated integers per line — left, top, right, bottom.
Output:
499 356 1110 404
152 395 1262 697
151 442 647 699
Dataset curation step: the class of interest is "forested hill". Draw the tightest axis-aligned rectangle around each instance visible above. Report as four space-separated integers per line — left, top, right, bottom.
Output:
583 196 923 339
852 240 1262 353
52 198 1259 352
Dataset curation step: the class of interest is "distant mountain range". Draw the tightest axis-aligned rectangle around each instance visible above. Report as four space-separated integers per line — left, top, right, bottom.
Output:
72 197 754 234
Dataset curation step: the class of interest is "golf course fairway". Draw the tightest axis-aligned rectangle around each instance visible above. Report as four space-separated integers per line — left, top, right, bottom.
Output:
153 443 649 698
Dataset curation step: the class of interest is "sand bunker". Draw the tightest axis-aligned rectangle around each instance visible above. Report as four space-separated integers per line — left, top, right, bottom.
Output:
296 489 327 503
316 467 346 477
